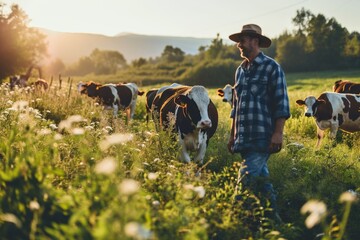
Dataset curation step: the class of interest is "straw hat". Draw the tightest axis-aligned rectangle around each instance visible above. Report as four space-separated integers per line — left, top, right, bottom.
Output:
229 24 271 48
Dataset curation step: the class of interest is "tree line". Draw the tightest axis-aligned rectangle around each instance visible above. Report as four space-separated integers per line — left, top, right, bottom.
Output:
1 3 359 86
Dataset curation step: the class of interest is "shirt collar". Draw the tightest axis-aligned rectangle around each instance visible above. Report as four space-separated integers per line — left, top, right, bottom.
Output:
240 52 265 69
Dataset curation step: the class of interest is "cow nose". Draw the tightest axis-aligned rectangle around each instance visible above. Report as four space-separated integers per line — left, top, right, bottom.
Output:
305 113 312 117
199 120 212 128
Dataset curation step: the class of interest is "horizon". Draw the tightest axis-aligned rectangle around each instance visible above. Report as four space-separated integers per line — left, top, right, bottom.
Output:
2 0 360 39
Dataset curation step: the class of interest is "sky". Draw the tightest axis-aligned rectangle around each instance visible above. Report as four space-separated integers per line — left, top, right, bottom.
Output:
2 0 359 40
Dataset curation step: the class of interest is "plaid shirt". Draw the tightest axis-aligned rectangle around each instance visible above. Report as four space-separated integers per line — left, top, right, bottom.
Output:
230 52 290 153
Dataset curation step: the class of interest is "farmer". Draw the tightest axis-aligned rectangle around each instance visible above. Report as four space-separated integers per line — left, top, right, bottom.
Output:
227 24 290 222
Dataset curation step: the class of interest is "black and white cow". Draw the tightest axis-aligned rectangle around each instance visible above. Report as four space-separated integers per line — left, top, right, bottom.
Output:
217 84 234 106
78 81 144 120
296 92 360 147
151 84 218 164
78 81 121 116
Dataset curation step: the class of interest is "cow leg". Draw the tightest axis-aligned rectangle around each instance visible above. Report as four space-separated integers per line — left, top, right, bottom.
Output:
316 127 325 148
194 132 207 164
113 105 119 118
194 142 207 165
129 102 136 119
125 108 131 122
178 137 191 163
329 124 338 139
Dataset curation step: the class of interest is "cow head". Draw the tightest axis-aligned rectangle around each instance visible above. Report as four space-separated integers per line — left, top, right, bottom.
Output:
217 84 233 105
175 86 212 129
79 81 101 97
296 96 326 117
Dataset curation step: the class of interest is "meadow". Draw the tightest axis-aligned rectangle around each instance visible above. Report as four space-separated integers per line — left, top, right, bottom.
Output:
0 70 359 240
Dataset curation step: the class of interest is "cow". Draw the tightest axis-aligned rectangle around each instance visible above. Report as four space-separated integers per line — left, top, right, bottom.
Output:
296 92 360 147
333 80 360 94
151 84 218 164
217 84 234 106
78 81 144 120
79 81 121 117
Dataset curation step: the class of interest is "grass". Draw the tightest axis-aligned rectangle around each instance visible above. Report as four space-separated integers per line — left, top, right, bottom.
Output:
0 70 359 239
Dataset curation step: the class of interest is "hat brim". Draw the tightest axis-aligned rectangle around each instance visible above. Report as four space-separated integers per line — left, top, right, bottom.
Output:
229 32 272 48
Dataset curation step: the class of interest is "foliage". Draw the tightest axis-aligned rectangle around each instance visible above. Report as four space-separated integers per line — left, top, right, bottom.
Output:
0 71 359 240
0 3 47 81
66 49 127 76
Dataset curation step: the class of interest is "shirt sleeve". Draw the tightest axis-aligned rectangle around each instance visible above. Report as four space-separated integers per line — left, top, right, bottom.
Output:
270 65 291 120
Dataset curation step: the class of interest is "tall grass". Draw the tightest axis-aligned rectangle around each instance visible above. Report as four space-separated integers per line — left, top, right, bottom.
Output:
0 71 359 239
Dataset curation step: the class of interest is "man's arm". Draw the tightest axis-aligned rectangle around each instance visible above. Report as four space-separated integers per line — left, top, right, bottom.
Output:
268 117 286 153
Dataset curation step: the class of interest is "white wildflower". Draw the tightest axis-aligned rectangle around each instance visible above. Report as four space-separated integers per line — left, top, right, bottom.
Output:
339 190 358 203
49 124 58 130
29 200 40 211
58 115 86 131
124 222 152 240
8 100 29 111
193 186 206 198
99 133 134 151
119 179 140 195
148 172 158 180
301 200 327 228
152 200 160 207
84 125 94 130
54 133 63 140
94 157 117 175
38 128 52 135
71 128 85 135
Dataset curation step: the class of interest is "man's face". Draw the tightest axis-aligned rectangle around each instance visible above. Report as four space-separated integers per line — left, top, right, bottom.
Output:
236 36 256 59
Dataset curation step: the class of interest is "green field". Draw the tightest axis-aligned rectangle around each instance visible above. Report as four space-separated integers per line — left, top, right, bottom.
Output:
0 70 359 240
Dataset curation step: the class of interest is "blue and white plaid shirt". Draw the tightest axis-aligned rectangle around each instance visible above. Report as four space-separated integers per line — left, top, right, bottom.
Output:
230 52 290 153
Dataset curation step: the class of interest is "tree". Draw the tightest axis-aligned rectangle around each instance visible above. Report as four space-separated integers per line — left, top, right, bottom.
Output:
161 45 185 62
0 3 47 81
132 57 147 68
206 33 224 59
89 49 127 75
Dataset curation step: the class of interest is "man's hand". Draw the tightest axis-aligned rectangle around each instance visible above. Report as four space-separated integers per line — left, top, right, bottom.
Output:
268 132 283 153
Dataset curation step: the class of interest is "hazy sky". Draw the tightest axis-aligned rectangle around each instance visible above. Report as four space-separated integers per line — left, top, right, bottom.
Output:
2 0 359 39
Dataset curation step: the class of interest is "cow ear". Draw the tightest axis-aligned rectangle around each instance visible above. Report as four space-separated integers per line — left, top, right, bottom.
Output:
296 100 305 106
217 89 224 97
174 95 189 108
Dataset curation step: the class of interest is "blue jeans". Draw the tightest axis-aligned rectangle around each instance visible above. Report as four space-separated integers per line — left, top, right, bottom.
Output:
240 151 277 209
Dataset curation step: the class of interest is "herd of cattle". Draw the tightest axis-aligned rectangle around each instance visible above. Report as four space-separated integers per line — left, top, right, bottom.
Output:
75 79 360 163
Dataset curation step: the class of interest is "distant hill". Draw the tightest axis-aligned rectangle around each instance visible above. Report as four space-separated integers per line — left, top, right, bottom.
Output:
39 28 214 64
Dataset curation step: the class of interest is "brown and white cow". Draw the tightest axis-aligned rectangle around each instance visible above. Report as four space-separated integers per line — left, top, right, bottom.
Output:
217 84 233 106
333 80 360 94
78 81 144 120
151 84 218 164
296 92 360 147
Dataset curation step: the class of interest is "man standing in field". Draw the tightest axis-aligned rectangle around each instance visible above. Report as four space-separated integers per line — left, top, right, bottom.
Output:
227 24 290 222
